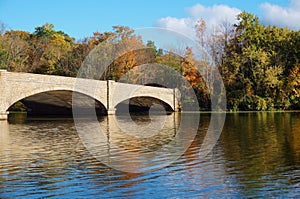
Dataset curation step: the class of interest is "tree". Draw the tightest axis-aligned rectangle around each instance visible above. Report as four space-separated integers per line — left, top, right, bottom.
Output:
220 11 295 110
1 30 31 71
29 23 74 75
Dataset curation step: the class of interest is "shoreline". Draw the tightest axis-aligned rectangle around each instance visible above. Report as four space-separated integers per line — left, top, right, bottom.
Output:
8 110 300 115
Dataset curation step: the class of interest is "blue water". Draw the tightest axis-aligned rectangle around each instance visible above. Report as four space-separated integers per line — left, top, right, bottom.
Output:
0 112 299 198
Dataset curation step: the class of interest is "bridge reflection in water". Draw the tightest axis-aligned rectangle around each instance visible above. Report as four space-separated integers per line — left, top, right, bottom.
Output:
0 112 199 173
74 113 198 173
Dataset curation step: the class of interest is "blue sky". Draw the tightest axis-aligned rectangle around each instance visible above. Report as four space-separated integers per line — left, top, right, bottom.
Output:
0 0 296 40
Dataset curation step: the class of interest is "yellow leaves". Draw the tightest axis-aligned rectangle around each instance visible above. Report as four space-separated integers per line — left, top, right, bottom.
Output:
289 66 300 84
264 65 283 88
4 30 30 40
287 65 300 97
292 88 300 97
51 34 66 44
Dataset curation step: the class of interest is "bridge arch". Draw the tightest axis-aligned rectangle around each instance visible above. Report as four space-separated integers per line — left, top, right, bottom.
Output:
115 96 174 113
5 88 107 116
109 81 179 114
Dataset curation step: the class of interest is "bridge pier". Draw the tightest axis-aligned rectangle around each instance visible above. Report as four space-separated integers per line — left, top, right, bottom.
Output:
107 108 116 115
107 80 116 115
0 111 9 120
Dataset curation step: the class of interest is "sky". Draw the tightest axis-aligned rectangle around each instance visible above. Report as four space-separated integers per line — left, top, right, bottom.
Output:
0 0 298 40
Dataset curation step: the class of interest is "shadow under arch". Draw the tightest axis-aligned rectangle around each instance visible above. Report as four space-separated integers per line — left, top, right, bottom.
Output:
115 96 173 114
8 90 107 117
144 83 167 88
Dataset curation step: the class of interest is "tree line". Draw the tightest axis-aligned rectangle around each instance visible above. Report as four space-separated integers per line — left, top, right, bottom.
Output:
1 11 300 111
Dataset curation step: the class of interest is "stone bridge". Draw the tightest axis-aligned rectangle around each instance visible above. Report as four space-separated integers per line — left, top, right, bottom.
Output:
0 70 180 120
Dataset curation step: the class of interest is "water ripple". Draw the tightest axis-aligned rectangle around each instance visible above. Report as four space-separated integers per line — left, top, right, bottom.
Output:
0 113 300 198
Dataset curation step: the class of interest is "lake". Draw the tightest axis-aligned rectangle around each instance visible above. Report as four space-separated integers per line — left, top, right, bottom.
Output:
0 112 299 198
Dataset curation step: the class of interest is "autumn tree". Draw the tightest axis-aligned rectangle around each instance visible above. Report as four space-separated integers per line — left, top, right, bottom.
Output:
1 30 31 72
219 11 300 110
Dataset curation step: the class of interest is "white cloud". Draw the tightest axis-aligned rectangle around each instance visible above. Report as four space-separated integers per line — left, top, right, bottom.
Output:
186 4 241 26
155 4 241 39
260 0 300 30
156 17 195 38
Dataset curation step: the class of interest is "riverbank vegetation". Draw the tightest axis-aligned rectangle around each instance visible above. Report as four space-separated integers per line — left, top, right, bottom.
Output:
1 11 300 111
